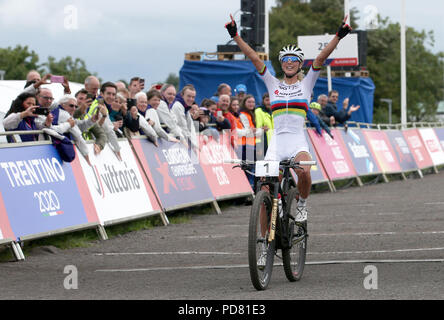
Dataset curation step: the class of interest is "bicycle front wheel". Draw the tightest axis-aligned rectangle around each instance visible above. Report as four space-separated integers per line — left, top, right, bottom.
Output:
282 187 307 282
248 190 275 291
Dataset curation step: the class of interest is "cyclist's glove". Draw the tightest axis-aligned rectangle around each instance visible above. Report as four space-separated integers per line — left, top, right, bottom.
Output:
336 21 352 40
225 20 238 38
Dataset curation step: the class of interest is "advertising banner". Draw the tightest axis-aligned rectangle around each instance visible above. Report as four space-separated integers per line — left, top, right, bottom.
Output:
384 130 418 172
0 191 14 241
418 128 444 166
75 141 160 225
197 134 252 199
133 139 214 211
434 127 444 151
308 128 357 180
340 128 381 176
291 130 329 184
0 145 95 239
402 129 434 169
362 130 402 174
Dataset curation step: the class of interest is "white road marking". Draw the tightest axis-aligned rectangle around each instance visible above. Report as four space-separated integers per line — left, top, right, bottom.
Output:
94 251 241 257
182 230 444 239
95 259 444 273
309 247 444 255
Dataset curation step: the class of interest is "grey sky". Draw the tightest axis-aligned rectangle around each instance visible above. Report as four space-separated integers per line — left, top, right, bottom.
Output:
0 0 442 85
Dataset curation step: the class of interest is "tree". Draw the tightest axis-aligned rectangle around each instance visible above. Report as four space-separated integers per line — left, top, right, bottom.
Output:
43 56 97 84
367 19 444 122
0 45 42 80
164 73 179 90
0 45 98 84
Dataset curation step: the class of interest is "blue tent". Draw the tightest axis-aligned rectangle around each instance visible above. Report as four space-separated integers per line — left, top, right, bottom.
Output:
179 60 276 107
312 77 375 124
180 60 375 123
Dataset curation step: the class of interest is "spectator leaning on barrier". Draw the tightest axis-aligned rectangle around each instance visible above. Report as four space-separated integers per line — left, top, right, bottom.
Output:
81 81 122 160
50 95 100 165
23 74 71 110
146 90 179 143
171 84 199 149
157 84 184 141
124 98 159 146
109 93 127 138
74 89 107 155
125 91 158 144
309 102 333 138
317 94 335 127
325 90 360 131
3 92 53 143
255 92 274 156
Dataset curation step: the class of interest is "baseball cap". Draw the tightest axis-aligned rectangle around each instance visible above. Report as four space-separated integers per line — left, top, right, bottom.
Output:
235 84 247 94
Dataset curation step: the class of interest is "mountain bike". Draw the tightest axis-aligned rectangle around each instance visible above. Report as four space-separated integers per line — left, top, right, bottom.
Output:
231 158 316 291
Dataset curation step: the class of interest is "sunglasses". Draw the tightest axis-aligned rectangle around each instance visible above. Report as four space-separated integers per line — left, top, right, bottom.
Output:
65 104 77 108
281 56 301 63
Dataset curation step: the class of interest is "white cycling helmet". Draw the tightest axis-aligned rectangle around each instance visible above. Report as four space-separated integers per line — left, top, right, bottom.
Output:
279 45 304 63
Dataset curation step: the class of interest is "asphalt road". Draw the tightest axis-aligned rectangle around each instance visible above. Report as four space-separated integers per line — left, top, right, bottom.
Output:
1 171 443 302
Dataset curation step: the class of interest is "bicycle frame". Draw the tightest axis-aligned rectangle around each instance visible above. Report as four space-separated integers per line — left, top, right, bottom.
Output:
256 165 294 247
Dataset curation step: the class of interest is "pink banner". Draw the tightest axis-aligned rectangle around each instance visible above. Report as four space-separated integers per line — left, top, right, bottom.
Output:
418 128 444 166
402 129 434 169
308 129 357 180
362 130 402 173
0 191 15 240
198 134 252 199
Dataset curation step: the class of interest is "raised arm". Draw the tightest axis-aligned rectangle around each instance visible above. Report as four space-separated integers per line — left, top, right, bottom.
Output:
225 14 265 73
314 16 352 68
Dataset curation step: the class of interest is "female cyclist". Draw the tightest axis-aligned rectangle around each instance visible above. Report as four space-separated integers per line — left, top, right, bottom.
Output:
225 14 352 222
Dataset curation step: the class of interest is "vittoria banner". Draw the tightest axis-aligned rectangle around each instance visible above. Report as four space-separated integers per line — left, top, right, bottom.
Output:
75 141 159 225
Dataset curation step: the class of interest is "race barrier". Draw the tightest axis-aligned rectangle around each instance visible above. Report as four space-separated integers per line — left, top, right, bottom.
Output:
1 122 444 261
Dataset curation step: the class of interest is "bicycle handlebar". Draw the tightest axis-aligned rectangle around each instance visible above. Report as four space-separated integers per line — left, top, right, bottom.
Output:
224 159 317 167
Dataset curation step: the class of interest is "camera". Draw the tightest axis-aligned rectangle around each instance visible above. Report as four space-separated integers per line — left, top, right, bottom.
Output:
33 107 50 116
127 98 137 108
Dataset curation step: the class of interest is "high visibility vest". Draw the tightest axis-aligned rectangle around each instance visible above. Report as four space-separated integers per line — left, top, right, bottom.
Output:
81 99 99 140
255 106 274 146
237 112 256 146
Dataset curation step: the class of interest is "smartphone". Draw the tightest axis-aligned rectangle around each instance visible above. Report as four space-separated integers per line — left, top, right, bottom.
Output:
127 98 136 108
217 110 223 118
97 98 105 105
33 107 50 116
50 75 65 83
86 93 95 100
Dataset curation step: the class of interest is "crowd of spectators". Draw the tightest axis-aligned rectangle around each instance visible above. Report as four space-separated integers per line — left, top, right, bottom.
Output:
1 70 359 187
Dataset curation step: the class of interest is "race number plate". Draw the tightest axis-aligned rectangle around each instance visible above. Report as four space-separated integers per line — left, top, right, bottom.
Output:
255 161 280 177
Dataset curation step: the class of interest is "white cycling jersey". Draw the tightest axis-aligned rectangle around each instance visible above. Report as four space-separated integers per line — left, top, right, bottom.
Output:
259 64 321 161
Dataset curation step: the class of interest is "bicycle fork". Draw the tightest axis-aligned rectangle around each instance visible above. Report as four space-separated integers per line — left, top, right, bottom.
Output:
268 198 279 243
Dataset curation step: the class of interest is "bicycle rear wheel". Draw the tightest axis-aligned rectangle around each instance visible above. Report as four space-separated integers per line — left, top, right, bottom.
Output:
248 190 275 291
282 187 307 282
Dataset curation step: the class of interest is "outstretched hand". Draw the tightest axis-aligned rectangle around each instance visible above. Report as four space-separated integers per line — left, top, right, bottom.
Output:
225 14 238 38
336 15 352 40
